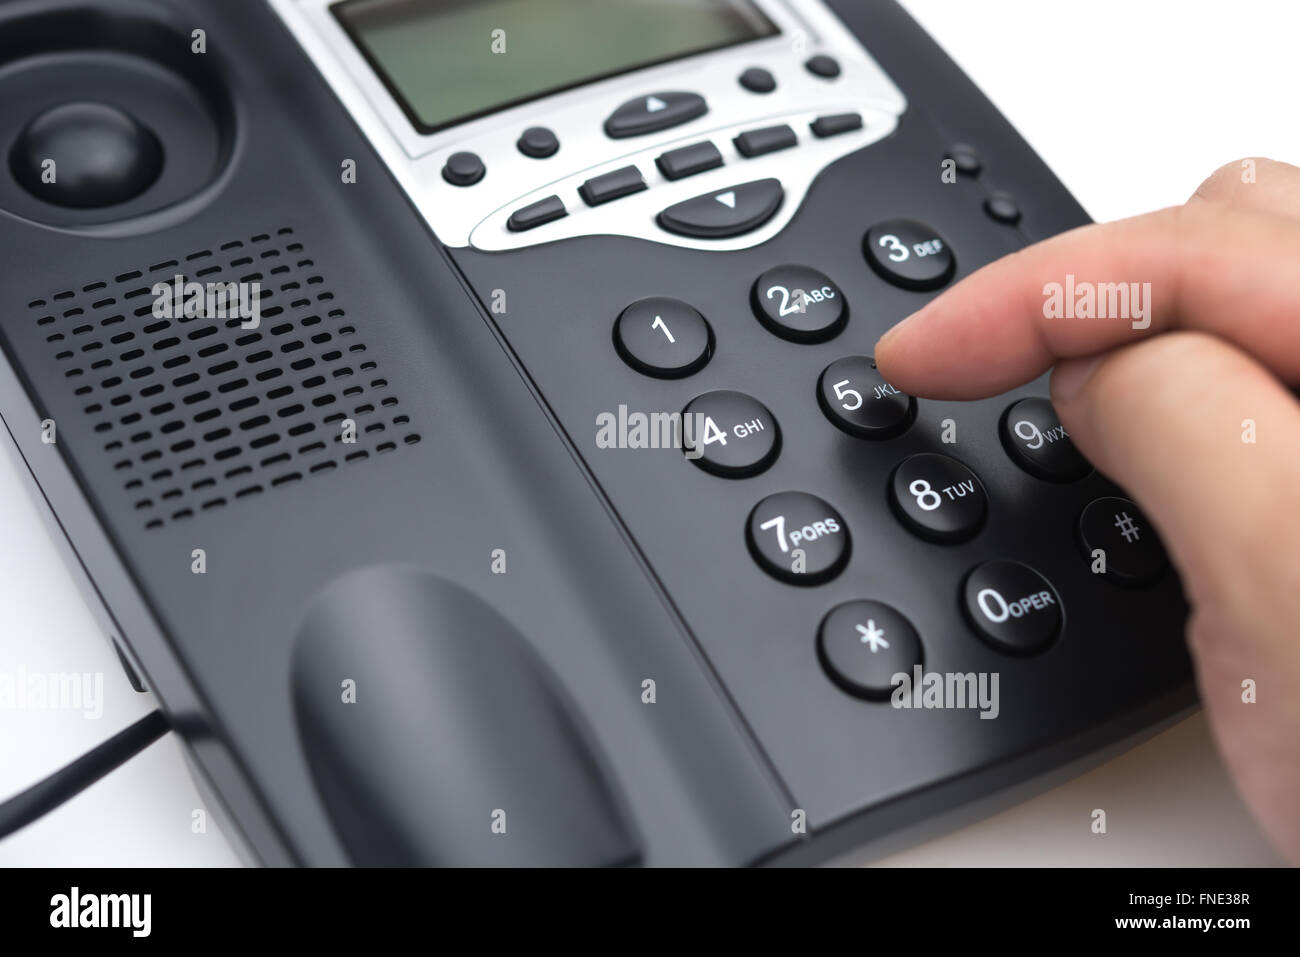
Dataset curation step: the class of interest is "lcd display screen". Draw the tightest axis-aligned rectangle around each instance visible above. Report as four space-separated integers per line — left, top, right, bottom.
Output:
333 0 780 133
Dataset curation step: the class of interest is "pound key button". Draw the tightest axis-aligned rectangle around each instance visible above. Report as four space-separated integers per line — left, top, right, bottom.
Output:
963 560 1062 655
1077 496 1168 586
890 452 987 543
747 491 850 585
683 391 780 477
864 218 956 291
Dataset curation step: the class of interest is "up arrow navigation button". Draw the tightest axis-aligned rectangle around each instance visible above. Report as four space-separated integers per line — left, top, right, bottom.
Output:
604 91 707 138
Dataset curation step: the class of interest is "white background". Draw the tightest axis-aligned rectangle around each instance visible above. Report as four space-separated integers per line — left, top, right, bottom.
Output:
1 0 1296 866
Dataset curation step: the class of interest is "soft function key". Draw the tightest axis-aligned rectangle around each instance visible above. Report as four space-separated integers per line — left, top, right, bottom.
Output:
864 219 955 290
747 491 849 585
1001 397 1091 481
963 560 1062 654
890 453 987 543
604 91 707 138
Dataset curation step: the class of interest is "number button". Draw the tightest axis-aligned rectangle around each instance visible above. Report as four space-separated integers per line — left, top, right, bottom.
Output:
1077 496 1167 586
750 264 847 343
683 391 780 477
818 601 924 700
889 453 987 543
863 218 955 290
613 297 713 378
963 560 1062 654
747 492 850 585
817 356 915 439
1000 397 1091 481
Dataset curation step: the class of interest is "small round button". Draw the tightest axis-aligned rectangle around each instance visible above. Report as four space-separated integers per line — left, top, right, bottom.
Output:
751 264 847 343
963 560 1062 654
442 151 485 186
890 453 987 543
1077 497 1168 586
738 66 777 93
864 219 956 291
683 391 780 477
984 193 1022 224
945 143 981 176
1000 397 1091 481
10 101 162 208
818 601 923 700
805 54 841 78
817 356 915 439
614 297 712 378
517 126 559 158
747 491 850 585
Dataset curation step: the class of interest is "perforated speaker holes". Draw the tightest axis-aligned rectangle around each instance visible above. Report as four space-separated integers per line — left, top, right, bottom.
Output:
26 228 421 529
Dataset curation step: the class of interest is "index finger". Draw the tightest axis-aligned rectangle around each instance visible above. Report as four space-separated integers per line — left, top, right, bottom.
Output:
873 200 1300 399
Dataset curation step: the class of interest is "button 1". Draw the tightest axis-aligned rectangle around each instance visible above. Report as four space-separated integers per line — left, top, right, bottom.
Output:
507 195 567 232
1077 497 1168 586
890 453 987 543
818 601 923 700
733 124 797 158
805 54 841 78
818 356 914 439
864 219 956 290
579 165 647 206
985 193 1021 224
945 143 981 176
517 126 559 158
751 264 846 343
656 141 723 181
11 101 162 208
963 560 1062 654
747 491 850 585
604 91 707 138
810 112 862 138
442 151 485 186
613 297 712 378
738 66 776 93
683 391 779 477
1000 397 1090 481
657 178 783 239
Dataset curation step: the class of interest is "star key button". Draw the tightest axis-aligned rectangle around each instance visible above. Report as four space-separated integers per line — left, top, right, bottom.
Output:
818 600 924 700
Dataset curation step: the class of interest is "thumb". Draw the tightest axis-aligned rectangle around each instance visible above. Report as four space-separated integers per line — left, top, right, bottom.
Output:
1050 330 1300 862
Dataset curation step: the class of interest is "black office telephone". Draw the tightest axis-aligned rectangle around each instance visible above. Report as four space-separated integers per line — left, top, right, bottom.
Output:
0 0 1191 865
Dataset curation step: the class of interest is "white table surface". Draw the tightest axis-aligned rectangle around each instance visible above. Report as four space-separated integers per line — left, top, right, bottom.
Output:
1 0 1295 867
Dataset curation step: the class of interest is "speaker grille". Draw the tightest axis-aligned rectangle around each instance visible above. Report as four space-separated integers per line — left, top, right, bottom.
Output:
26 228 421 529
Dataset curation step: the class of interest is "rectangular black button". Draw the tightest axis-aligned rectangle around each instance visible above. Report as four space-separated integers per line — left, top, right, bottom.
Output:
578 166 647 206
507 195 567 232
655 141 723 181
733 124 797 158
810 112 863 138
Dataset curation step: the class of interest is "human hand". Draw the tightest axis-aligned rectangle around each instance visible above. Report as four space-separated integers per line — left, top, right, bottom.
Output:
874 158 1300 863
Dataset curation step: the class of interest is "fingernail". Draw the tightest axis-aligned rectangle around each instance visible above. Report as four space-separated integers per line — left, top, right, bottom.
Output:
1051 355 1104 402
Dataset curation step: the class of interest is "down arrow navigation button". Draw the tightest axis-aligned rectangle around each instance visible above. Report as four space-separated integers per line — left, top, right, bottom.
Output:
657 179 784 239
